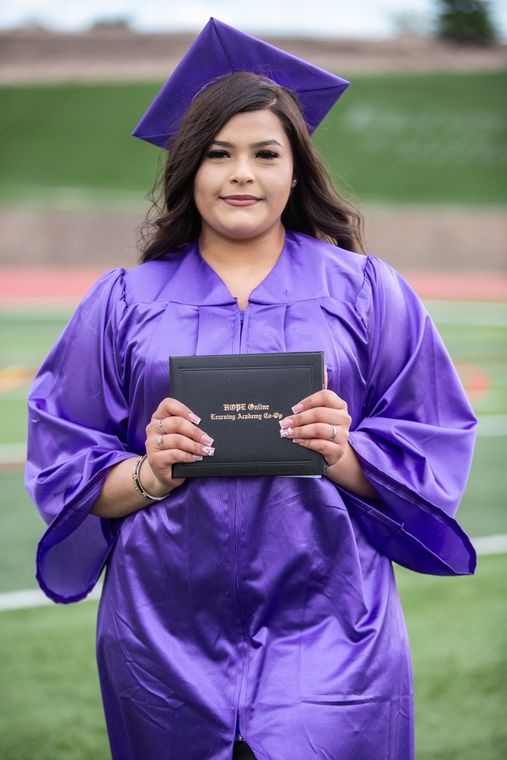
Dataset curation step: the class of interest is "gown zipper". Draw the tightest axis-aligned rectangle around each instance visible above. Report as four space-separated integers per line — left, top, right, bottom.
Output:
235 299 245 343
234 299 245 746
235 710 243 741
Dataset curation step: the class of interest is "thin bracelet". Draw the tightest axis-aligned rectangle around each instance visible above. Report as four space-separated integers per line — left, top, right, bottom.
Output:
132 454 170 501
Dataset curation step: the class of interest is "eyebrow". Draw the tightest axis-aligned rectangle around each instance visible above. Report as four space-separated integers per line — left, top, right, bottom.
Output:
211 139 283 149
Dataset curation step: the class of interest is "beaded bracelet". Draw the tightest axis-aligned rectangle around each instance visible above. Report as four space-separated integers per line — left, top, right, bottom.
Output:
132 454 169 501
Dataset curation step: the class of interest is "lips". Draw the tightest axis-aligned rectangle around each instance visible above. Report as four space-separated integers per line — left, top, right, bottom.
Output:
221 195 261 206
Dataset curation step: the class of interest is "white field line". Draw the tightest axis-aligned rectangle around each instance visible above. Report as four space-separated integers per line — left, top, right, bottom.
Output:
2 300 506 321
433 315 507 327
475 415 507 437
1 534 507 612
0 443 26 464
424 301 507 327
0 416 504 467
473 534 507 557
0 583 103 611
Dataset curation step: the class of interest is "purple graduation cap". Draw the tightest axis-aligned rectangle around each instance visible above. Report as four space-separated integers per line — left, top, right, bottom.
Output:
131 17 350 149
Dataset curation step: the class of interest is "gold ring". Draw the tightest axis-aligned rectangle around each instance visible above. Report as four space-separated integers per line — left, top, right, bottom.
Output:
329 424 337 441
156 434 164 450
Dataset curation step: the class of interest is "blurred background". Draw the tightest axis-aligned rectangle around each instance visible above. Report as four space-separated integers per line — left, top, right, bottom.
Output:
0 1 506 758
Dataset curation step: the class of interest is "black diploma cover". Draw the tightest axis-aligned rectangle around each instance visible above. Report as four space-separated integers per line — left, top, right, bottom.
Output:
170 351 326 478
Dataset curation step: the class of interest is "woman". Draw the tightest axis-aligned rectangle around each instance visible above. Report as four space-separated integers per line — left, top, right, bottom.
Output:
25 18 477 760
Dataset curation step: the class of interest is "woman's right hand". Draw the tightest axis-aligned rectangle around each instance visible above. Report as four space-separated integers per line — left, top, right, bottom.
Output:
141 397 215 496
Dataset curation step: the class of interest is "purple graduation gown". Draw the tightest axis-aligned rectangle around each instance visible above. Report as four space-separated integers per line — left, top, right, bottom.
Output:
25 229 477 759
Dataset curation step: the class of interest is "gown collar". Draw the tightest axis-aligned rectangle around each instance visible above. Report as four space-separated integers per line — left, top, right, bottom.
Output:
160 229 331 307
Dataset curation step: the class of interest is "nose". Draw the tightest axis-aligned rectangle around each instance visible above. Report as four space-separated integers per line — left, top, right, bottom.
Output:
230 155 255 185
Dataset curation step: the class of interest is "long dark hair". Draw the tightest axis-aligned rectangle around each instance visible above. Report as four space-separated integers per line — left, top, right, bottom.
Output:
138 71 365 262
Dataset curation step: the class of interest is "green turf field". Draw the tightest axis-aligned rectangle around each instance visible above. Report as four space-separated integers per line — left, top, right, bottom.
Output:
1 71 506 206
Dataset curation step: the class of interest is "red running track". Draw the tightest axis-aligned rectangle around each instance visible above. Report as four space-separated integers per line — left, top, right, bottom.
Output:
0 267 506 304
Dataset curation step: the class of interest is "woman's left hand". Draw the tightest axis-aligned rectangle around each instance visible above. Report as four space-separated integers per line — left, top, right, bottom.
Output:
279 366 352 468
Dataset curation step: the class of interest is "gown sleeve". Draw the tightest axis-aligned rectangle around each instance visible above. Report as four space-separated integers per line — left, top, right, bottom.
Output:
24 268 135 604
343 255 478 576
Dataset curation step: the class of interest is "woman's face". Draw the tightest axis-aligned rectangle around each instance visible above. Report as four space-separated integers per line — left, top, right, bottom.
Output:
193 109 294 242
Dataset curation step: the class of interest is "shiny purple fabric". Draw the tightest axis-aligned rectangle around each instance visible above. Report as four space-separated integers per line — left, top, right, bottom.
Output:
25 230 477 759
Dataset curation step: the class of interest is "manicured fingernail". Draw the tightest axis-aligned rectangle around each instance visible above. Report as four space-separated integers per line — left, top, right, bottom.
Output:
292 438 304 444
279 418 293 428
202 445 215 456
200 433 214 445
291 402 304 413
280 428 294 438
192 455 203 461
188 412 201 424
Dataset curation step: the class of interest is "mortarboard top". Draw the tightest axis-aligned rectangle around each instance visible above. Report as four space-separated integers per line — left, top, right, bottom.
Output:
131 17 350 149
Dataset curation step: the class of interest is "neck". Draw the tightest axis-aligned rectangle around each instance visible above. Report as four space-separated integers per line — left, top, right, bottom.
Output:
198 223 286 272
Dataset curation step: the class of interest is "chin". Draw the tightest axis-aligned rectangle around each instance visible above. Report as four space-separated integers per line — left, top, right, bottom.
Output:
230 225 274 239
213 220 271 240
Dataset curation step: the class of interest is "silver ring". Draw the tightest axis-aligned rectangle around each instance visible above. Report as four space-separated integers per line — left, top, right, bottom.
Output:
156 434 164 450
156 419 165 434
329 424 337 441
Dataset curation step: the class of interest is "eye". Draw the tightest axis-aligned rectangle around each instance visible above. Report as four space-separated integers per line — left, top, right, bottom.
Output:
205 149 229 159
257 150 279 159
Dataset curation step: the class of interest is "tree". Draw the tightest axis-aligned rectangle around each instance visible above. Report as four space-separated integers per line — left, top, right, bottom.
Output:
435 0 498 45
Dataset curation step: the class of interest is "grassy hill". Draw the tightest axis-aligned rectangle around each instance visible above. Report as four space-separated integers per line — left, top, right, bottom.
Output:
0 70 505 206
